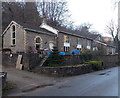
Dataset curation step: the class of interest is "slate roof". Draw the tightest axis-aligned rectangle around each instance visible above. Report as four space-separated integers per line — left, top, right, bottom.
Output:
2 21 116 47
50 25 115 47
102 41 116 47
51 25 100 40
16 22 56 36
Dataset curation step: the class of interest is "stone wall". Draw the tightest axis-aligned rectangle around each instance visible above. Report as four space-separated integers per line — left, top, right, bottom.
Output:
33 55 118 76
61 55 83 65
2 53 118 70
2 54 18 67
2 53 43 70
92 55 118 67
45 55 118 67
33 64 94 76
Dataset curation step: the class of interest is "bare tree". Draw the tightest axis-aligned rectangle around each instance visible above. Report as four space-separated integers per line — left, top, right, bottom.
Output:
106 20 119 41
36 0 71 26
75 23 93 33
112 0 120 9
2 0 73 31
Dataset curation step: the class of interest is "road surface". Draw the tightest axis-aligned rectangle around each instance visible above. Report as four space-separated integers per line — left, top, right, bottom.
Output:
8 67 119 96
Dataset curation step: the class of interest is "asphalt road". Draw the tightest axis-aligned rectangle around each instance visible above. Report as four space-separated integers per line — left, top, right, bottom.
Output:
9 67 119 96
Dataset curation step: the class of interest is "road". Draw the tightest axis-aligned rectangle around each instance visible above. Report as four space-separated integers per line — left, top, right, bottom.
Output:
8 67 119 96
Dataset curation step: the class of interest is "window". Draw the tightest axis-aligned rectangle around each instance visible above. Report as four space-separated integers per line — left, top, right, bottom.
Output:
49 42 54 50
87 40 91 46
64 46 69 52
93 47 98 51
77 38 82 45
64 35 70 52
35 37 41 50
112 48 115 55
87 40 91 49
64 35 69 43
11 25 16 45
77 38 82 50
77 48 81 51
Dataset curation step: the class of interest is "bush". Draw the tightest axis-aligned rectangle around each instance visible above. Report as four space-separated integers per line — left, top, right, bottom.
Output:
47 46 63 67
80 49 92 62
85 61 103 71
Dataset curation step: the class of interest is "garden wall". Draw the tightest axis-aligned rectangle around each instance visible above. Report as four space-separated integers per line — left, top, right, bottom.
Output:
2 53 43 70
92 55 118 67
63 55 118 67
33 64 94 76
2 54 118 70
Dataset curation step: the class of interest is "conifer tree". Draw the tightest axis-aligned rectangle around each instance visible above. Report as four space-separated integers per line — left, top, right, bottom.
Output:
48 46 61 66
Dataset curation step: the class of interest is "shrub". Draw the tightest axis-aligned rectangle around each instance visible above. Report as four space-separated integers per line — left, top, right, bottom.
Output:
85 61 103 71
80 49 92 62
47 46 62 67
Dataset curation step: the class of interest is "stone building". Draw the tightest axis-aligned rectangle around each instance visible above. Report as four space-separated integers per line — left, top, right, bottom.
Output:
2 21 116 55
41 23 116 55
2 21 56 53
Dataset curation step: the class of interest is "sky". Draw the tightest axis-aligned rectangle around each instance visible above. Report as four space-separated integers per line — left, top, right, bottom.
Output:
67 0 118 37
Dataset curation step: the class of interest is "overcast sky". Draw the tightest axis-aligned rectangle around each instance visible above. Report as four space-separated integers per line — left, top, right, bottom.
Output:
67 0 118 37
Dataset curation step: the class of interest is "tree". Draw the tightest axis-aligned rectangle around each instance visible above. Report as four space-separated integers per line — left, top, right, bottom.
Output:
2 2 24 31
75 23 92 33
105 20 119 41
23 2 41 26
36 0 71 27
2 2 42 32
47 46 62 67
2 1 73 31
113 0 120 9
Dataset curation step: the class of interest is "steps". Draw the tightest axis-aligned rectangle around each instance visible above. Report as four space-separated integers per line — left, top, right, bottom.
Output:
39 55 49 67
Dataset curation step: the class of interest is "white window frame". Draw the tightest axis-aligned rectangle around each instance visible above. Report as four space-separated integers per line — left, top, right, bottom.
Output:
49 42 54 50
11 24 16 46
93 47 98 51
34 36 42 50
64 46 69 52
77 38 82 50
87 40 91 49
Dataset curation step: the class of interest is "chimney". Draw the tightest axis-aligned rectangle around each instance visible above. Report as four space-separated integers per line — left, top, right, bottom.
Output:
42 17 47 25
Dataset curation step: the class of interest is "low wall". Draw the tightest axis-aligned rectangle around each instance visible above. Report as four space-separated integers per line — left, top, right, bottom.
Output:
2 53 43 70
2 53 118 70
2 54 18 67
44 55 118 67
93 55 118 67
61 55 83 65
33 64 94 76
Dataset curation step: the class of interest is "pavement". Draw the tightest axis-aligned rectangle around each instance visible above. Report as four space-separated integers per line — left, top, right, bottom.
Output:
4 67 119 96
2 67 67 96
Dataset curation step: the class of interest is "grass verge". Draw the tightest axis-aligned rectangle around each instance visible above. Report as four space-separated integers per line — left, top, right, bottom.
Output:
3 81 17 94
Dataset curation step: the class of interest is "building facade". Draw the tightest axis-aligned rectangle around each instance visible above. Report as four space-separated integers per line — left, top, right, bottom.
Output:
2 21 56 53
2 21 116 55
